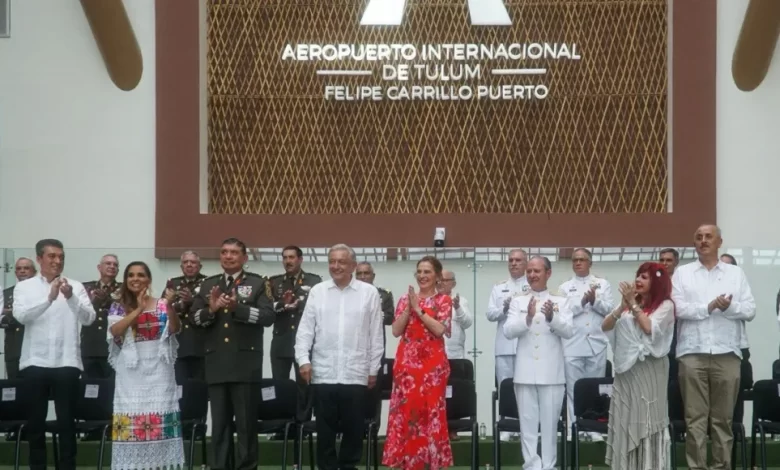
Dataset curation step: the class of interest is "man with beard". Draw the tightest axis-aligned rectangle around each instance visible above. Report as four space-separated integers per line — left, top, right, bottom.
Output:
268 246 321 425
81 254 121 379
503 256 573 470
164 250 208 383
1 257 37 379
191 238 275 470
673 224 756 470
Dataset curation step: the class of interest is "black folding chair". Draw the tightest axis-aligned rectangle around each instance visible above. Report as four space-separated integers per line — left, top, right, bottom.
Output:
0 379 30 470
446 378 479 470
571 377 612 470
379 358 394 401
491 378 566 470
179 380 208 470
668 380 748 470
298 385 382 470
448 358 474 382
257 379 300 470
49 378 114 470
750 380 780 470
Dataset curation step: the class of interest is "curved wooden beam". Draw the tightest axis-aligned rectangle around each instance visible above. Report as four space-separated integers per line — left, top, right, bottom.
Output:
732 0 780 92
80 0 143 91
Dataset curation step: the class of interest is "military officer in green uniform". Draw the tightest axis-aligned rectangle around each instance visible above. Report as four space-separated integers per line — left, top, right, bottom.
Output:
356 262 395 354
0 258 37 379
163 250 207 383
268 246 321 425
81 254 121 379
191 238 275 470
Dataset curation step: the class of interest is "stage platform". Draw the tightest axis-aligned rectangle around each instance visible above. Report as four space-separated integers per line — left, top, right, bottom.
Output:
1 437 777 468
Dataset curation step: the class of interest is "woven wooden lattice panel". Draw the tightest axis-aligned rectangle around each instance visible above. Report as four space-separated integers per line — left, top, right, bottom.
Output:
207 0 668 214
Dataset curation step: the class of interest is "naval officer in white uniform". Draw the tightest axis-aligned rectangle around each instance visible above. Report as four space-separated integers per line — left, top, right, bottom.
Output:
559 248 613 441
504 256 573 470
486 249 530 441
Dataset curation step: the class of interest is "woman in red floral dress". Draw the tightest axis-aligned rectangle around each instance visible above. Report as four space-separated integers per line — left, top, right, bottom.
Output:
383 255 453 470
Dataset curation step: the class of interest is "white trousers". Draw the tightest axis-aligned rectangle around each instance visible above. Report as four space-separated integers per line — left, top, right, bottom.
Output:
514 384 565 470
564 349 607 425
495 355 515 389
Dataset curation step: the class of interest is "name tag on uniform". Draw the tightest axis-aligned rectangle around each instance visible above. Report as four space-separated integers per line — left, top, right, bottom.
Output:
261 386 276 401
2 388 15 401
85 384 99 398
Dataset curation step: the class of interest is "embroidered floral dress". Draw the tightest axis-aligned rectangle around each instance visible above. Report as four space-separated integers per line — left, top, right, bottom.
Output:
107 299 185 470
383 293 454 470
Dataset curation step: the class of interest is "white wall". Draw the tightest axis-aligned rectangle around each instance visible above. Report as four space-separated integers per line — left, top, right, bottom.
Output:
716 0 780 246
0 0 779 438
0 0 157 249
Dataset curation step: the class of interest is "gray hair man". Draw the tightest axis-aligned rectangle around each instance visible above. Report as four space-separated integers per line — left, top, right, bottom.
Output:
486 248 529 441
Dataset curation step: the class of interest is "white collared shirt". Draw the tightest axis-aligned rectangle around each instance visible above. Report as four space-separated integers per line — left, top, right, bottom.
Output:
560 274 614 357
444 291 473 359
486 276 530 356
295 278 384 386
609 300 675 374
12 275 96 370
672 260 756 359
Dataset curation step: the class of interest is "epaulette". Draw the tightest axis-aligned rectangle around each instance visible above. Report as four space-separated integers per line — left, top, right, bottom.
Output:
269 273 285 280
244 272 265 279
494 280 505 285
169 275 186 282
554 289 565 297
203 274 222 282
83 280 97 286
304 272 323 281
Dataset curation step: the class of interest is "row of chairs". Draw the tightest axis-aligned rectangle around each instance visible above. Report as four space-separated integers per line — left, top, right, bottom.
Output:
488 358 780 470
0 358 479 470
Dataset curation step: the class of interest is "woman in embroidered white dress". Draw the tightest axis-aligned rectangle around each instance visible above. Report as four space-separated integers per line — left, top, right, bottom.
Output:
107 261 185 470
602 262 675 470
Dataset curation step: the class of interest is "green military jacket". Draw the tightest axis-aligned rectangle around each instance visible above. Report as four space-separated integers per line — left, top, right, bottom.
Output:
163 273 207 358
268 270 322 359
0 286 23 360
191 271 275 384
81 280 122 357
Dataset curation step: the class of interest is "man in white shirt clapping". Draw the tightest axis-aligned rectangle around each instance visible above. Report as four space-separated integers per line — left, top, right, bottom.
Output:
295 244 384 470
672 224 756 470
13 239 96 470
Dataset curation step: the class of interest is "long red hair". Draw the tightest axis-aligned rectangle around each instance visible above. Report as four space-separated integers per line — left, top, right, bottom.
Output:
634 262 673 315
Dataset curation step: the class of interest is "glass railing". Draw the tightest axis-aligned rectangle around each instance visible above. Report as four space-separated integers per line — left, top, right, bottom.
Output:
1 246 778 436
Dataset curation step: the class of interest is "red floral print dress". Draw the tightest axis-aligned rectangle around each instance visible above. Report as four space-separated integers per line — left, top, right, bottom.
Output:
382 293 453 470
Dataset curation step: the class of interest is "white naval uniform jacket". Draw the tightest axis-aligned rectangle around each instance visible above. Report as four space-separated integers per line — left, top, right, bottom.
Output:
503 290 574 385
486 276 530 357
560 275 614 358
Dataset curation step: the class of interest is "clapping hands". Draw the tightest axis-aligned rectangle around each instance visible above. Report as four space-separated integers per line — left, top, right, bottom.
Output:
48 277 74 302
618 281 635 308
208 286 238 313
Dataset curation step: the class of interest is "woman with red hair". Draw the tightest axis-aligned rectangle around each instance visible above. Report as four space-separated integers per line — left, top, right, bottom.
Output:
602 262 675 469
